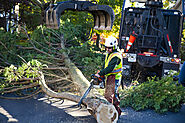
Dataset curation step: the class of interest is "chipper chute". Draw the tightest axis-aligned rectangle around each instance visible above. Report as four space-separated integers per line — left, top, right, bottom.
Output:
45 1 115 30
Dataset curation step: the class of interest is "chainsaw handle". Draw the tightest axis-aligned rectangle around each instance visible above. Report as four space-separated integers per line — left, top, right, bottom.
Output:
98 76 105 82
91 74 104 80
91 74 97 79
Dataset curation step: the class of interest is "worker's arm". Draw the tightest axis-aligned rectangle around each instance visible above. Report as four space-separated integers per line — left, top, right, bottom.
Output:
98 57 120 76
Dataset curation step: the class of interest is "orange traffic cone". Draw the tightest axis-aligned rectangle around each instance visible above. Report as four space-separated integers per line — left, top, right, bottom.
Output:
126 34 136 52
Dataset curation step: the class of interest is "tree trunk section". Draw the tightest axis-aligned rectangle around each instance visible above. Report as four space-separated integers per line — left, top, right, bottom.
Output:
39 72 118 123
60 36 90 95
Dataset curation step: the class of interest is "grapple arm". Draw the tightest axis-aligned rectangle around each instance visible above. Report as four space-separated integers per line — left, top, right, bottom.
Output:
45 1 115 30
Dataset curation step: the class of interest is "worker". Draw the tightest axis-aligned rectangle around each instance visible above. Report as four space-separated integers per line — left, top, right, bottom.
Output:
179 61 185 87
95 36 123 117
99 33 105 51
91 32 97 46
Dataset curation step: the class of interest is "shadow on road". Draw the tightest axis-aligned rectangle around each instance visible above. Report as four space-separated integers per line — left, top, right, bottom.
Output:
0 94 96 123
0 113 8 123
1 93 185 123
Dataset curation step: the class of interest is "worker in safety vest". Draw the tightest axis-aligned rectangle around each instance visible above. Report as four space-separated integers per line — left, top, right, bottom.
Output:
91 32 97 45
95 36 123 117
99 33 105 51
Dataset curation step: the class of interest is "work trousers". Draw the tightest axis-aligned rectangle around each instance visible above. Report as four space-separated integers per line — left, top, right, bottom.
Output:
104 75 122 116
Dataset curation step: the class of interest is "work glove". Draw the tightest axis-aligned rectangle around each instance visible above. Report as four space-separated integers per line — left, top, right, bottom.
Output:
95 70 100 77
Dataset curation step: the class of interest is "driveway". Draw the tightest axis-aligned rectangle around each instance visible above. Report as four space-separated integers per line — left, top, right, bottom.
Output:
0 94 185 123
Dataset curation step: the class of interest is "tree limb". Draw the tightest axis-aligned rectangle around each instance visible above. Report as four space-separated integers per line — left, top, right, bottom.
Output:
17 45 61 61
39 71 118 123
43 67 68 71
2 77 70 94
31 0 42 8
59 34 90 95
2 82 38 93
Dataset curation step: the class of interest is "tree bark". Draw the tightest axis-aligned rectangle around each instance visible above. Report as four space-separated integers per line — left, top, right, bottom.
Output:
60 35 90 95
39 71 118 123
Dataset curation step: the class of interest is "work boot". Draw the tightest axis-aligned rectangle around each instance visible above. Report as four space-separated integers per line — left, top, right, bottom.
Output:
116 106 122 117
113 104 122 118
113 95 122 118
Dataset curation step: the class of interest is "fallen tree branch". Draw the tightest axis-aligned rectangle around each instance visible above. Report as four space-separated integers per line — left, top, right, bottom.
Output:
44 71 65 79
0 87 41 100
39 71 118 123
2 82 38 93
17 45 61 61
59 35 90 95
43 67 68 71
1 77 71 94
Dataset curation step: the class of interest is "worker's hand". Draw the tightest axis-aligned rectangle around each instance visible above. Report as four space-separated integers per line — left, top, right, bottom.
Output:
95 73 100 78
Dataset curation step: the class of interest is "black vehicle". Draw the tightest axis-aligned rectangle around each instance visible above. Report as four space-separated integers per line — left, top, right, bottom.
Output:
118 0 184 82
45 0 184 82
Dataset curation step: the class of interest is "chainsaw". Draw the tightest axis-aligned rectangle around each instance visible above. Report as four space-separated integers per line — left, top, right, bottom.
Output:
77 74 105 107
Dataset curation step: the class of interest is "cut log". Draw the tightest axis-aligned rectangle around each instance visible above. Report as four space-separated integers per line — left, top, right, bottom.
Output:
39 71 118 123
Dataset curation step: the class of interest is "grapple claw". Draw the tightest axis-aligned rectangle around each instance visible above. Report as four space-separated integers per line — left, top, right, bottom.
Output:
45 1 115 30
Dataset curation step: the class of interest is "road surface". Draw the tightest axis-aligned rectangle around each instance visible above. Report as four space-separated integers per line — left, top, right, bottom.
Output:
0 94 185 123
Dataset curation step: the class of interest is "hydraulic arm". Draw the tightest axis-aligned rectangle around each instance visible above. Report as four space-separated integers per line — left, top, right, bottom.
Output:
45 0 115 30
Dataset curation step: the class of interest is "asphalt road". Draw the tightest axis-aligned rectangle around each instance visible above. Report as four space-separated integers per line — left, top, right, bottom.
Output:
0 94 185 123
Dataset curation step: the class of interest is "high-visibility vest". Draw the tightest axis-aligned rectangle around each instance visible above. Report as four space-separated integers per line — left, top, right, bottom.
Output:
104 52 123 79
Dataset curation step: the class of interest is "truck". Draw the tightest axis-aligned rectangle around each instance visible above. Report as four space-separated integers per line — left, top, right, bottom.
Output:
45 0 184 82
119 0 184 82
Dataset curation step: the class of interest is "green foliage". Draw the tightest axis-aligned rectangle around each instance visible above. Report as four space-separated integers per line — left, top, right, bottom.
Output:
3 59 46 82
120 76 185 114
162 0 176 9
0 9 95 66
0 59 46 91
23 21 102 80
0 30 27 66
60 11 94 43
96 0 123 37
69 41 103 79
18 0 51 31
